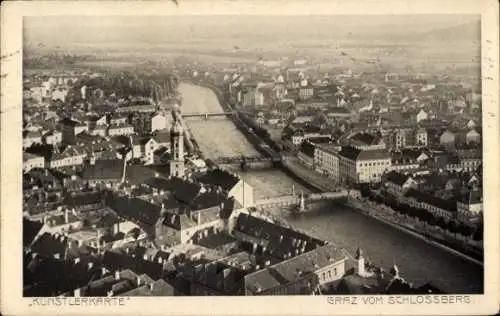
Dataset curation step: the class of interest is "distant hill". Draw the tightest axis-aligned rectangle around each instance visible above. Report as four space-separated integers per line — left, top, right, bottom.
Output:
413 21 480 42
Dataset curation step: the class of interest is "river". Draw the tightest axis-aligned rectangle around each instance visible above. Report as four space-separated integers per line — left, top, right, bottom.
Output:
178 82 483 294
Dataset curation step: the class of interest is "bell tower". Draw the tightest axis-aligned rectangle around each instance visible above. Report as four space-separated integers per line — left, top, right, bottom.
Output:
170 110 185 177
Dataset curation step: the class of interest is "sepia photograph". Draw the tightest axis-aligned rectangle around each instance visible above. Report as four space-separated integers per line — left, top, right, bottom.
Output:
1 0 499 315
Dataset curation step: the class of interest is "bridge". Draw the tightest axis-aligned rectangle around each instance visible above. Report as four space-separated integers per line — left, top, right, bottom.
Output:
213 155 268 165
254 190 349 210
182 111 235 119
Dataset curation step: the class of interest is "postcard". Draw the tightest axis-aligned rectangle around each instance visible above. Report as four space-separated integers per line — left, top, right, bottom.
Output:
1 0 498 315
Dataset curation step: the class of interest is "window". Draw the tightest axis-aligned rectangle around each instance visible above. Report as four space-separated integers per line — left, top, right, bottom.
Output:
334 268 337 276
322 272 326 280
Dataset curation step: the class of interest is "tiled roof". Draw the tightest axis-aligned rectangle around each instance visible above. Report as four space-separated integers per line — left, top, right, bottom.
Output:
23 152 44 162
30 233 69 259
338 146 362 160
25 144 55 161
170 178 202 205
118 279 175 296
152 131 171 144
102 251 164 280
339 146 389 161
125 165 158 185
245 244 345 294
23 130 42 139
385 277 415 294
458 189 482 205
192 191 226 210
350 132 381 146
24 255 103 297
404 189 457 212
299 141 315 158
59 118 80 127
236 213 324 260
45 212 81 227
82 159 124 181
106 194 162 227
162 212 197 230
391 149 429 162
197 169 240 192
23 218 44 248
307 136 333 144
64 191 104 207
414 282 445 294
386 171 410 186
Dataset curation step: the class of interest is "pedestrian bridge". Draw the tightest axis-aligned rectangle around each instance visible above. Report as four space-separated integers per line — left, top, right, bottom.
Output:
182 111 235 119
255 190 349 209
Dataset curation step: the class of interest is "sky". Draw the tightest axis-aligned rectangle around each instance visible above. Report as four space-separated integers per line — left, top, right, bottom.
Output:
24 15 480 47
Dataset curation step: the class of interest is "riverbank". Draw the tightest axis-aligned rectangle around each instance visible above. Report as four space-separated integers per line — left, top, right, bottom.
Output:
347 198 483 266
176 81 483 293
181 80 483 267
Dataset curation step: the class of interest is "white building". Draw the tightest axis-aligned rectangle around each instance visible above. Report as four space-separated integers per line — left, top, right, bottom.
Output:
43 130 63 145
457 190 482 219
23 131 42 148
339 146 392 184
52 88 69 103
151 112 170 132
107 124 135 137
23 153 45 172
314 145 341 184
49 146 86 169
416 109 428 123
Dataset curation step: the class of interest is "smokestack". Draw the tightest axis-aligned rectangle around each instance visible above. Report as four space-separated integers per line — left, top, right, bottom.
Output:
197 211 201 225
64 209 69 224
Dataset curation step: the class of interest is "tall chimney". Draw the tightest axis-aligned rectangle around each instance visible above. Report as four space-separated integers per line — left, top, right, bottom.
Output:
64 209 69 224
197 211 201 225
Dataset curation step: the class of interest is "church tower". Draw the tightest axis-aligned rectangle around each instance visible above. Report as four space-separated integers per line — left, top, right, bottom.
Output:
356 247 365 277
169 111 185 178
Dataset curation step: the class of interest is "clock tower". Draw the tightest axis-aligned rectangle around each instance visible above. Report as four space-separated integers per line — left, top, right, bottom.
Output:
170 110 185 177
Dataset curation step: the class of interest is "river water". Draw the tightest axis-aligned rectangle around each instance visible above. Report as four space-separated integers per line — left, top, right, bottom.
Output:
179 82 483 294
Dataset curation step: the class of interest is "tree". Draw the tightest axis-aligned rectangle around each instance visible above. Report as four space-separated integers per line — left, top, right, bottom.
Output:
458 224 473 237
447 220 458 238
437 217 447 230
472 224 483 241
427 213 438 226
